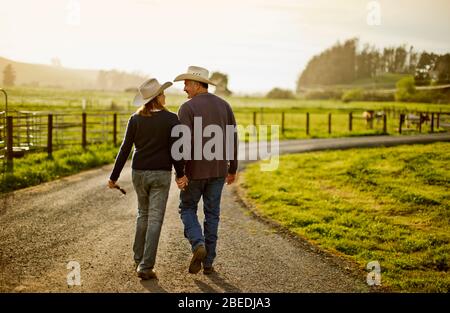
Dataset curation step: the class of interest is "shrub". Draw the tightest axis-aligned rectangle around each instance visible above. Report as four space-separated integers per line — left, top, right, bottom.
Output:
362 91 395 102
305 89 343 100
395 76 416 102
341 89 364 102
266 87 295 99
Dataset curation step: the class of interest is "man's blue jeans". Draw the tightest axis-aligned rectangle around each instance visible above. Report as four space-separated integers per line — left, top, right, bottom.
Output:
132 169 171 271
179 177 226 267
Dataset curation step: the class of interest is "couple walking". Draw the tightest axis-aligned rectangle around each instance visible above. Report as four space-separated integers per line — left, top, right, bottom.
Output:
108 66 238 280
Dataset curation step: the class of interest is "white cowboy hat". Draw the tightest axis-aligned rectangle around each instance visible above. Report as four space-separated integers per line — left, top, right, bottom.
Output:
133 78 172 107
173 66 217 86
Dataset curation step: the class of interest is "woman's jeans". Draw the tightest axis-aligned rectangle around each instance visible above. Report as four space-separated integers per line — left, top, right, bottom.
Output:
179 177 226 267
132 169 171 271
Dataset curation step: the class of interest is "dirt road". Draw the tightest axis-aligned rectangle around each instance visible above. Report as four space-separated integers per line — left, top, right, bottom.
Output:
3 133 448 292
0 164 367 293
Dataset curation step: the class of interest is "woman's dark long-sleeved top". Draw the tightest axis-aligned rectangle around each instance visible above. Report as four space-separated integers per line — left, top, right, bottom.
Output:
109 110 185 181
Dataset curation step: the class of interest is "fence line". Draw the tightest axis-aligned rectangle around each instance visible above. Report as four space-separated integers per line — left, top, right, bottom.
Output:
1 109 449 174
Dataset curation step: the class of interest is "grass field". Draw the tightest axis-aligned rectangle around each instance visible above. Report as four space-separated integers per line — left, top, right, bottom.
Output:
240 142 450 292
2 87 449 144
3 86 450 113
0 143 118 193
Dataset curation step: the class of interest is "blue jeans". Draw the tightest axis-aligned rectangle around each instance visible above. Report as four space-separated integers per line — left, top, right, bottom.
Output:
179 177 226 267
132 169 171 271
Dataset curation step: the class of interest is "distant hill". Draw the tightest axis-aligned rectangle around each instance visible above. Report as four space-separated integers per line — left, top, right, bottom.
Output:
0 56 147 90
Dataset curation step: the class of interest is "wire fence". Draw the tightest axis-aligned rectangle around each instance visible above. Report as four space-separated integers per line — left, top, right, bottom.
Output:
1 111 130 174
0 109 449 174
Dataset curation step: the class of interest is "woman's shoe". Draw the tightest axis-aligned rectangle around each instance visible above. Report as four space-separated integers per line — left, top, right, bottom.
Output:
137 268 157 280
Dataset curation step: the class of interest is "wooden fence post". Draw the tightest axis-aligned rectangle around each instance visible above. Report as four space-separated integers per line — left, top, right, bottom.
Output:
383 114 387 134
82 112 87 149
6 116 13 172
349 112 352 132
47 114 53 158
418 114 422 133
431 113 434 133
328 113 332 134
399 114 404 134
281 112 285 136
253 112 257 126
113 113 117 146
437 113 440 129
306 112 310 135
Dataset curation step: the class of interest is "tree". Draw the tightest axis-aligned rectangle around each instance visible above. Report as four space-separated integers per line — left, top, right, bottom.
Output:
407 46 419 74
97 70 108 90
96 69 147 91
51 57 62 67
297 38 358 89
382 47 396 73
210 72 232 96
356 44 372 79
266 87 295 99
297 38 449 90
414 52 439 85
434 54 450 84
3 64 16 87
393 46 407 73
395 76 416 101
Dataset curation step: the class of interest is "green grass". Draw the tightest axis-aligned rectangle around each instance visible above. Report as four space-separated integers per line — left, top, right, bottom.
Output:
241 142 450 292
235 110 449 141
332 73 410 89
1 86 449 151
3 86 450 113
0 143 119 193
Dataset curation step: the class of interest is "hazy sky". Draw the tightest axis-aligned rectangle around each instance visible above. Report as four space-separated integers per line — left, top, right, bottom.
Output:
1 0 450 93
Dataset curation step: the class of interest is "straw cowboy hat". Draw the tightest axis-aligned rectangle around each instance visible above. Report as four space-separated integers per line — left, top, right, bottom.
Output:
174 66 217 86
133 78 172 107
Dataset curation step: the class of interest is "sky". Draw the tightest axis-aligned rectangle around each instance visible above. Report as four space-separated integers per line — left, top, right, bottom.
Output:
1 0 450 94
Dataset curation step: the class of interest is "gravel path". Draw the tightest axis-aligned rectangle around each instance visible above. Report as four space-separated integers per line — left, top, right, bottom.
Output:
1 133 448 293
0 163 367 292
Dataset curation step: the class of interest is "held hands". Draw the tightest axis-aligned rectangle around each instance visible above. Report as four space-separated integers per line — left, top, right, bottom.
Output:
226 173 236 185
108 179 117 189
176 175 189 190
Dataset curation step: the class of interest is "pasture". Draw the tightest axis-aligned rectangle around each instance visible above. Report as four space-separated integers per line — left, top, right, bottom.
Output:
241 142 450 292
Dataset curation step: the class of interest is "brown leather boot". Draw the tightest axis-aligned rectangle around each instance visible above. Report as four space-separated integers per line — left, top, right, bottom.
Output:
189 245 207 274
203 266 215 275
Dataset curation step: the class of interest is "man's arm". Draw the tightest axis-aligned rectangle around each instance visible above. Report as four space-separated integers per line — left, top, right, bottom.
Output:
178 103 194 130
226 104 238 184
169 117 186 179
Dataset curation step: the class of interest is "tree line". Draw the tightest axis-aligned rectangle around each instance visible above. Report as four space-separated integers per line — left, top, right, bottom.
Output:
97 70 148 91
297 38 450 90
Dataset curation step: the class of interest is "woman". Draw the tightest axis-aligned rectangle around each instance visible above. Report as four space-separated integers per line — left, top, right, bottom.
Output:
108 78 187 280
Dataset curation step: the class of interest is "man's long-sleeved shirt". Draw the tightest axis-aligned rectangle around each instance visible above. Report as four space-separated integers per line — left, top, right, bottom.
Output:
178 92 238 180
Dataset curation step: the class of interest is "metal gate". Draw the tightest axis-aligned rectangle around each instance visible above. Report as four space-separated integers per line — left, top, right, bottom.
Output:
0 88 7 175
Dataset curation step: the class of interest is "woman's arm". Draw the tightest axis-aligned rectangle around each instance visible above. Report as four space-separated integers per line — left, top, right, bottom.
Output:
109 115 136 182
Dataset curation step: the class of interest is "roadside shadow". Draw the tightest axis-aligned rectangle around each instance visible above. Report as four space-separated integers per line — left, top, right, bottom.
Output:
0 192 13 216
140 279 168 293
194 279 219 293
205 273 242 293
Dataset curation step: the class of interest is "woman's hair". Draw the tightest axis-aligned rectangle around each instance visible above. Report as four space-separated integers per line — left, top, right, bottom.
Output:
136 94 166 116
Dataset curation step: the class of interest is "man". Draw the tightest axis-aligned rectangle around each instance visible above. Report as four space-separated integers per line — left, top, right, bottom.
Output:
173 66 238 275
